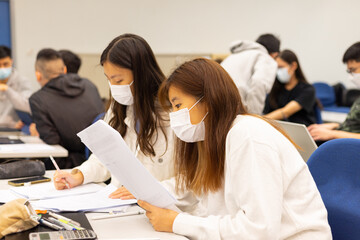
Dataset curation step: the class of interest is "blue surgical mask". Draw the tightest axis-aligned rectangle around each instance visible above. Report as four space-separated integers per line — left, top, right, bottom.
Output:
0 67 12 80
276 67 291 84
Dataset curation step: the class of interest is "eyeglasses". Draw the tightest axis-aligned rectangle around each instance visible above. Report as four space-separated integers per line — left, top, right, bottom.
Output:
346 67 360 74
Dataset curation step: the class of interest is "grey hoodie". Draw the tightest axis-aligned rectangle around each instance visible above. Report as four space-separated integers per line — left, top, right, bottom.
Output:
221 40 277 114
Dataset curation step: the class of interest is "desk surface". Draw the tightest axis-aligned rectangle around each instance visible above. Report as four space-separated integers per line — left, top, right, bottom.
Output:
0 136 68 158
321 111 347 123
0 171 188 240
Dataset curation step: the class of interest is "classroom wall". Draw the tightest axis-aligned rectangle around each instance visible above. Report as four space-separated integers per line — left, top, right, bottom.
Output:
10 0 360 95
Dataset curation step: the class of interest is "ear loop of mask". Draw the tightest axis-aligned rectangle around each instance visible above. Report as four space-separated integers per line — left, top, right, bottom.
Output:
189 96 208 123
189 96 204 112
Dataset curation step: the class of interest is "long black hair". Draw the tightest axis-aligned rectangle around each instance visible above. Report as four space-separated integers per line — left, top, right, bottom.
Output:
268 49 308 109
100 33 166 157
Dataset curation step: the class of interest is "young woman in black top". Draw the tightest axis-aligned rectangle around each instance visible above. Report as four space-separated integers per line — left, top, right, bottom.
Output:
263 49 316 126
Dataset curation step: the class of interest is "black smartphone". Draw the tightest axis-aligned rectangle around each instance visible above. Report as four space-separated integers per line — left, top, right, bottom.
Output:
8 176 51 186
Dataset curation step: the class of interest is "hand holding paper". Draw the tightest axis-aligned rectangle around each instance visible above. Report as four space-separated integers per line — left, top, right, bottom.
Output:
77 120 176 208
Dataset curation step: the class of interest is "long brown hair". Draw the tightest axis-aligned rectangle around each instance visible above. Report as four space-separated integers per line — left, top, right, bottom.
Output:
101 34 166 156
159 58 296 195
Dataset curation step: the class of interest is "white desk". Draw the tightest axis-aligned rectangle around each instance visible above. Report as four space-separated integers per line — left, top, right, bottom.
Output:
0 171 188 240
0 136 68 158
321 111 347 123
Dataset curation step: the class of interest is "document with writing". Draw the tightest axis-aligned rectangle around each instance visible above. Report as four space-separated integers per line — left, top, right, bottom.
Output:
77 120 176 208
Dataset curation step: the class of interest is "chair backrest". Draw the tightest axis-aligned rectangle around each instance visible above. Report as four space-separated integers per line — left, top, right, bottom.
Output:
84 112 105 159
307 138 360 240
313 82 336 107
345 89 360 107
313 103 323 124
332 82 347 106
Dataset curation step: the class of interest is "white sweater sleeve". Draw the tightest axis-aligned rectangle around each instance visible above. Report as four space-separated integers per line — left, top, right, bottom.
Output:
6 83 32 113
75 153 111 184
173 138 284 240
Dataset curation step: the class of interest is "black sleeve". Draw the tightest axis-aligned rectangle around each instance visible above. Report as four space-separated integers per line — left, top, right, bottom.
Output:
29 95 61 145
293 84 316 112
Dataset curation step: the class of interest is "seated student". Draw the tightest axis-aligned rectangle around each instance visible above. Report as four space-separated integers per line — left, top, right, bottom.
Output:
53 34 175 198
221 33 280 114
263 49 317 126
0 46 33 129
308 42 360 141
135 58 331 239
29 49 99 137
29 49 104 168
59 49 81 74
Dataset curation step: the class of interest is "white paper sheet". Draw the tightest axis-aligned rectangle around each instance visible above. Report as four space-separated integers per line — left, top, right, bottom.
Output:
31 184 136 212
0 189 24 203
77 120 176 208
10 182 103 200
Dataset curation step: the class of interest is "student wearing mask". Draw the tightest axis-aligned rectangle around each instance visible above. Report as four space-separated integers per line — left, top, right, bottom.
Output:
308 42 360 140
221 33 280 114
0 46 33 128
135 58 331 239
53 34 175 198
263 49 317 126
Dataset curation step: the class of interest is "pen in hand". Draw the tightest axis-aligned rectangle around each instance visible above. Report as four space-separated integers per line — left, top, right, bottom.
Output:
50 155 70 189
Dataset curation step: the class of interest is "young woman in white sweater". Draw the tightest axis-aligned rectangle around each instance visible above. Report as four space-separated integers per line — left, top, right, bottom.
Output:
53 34 175 198
137 58 332 240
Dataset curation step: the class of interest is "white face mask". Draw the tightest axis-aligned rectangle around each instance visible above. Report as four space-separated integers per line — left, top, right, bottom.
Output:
276 67 291 84
109 81 134 105
0 67 12 80
349 73 360 88
170 97 208 143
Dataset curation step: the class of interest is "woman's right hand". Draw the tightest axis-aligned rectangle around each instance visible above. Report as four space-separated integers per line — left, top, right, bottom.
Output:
53 169 84 190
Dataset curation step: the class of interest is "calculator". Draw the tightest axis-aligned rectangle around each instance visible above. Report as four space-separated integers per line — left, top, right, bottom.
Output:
29 230 97 240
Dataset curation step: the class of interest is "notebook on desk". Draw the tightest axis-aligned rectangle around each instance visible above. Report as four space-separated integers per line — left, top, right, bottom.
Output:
276 120 318 162
4 212 94 240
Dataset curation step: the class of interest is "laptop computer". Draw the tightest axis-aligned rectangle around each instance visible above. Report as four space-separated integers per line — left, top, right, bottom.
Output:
276 120 318 162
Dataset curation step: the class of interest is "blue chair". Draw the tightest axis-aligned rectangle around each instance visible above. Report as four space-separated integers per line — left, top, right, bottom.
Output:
84 112 105 159
307 138 360 240
314 104 323 124
313 82 350 113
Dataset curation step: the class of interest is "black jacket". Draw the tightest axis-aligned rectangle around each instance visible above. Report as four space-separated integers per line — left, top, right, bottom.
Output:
29 74 104 168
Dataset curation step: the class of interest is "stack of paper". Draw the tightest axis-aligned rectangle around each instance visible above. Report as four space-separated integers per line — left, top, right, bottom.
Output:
2 182 136 212
31 184 137 212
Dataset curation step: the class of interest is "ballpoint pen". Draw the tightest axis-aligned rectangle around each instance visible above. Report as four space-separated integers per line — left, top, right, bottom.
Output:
91 210 145 220
50 155 70 189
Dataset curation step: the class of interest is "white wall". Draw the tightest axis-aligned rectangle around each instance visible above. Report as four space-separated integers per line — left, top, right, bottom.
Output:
10 0 360 91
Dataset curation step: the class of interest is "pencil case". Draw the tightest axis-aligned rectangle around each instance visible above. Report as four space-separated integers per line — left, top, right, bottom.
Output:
0 159 45 179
